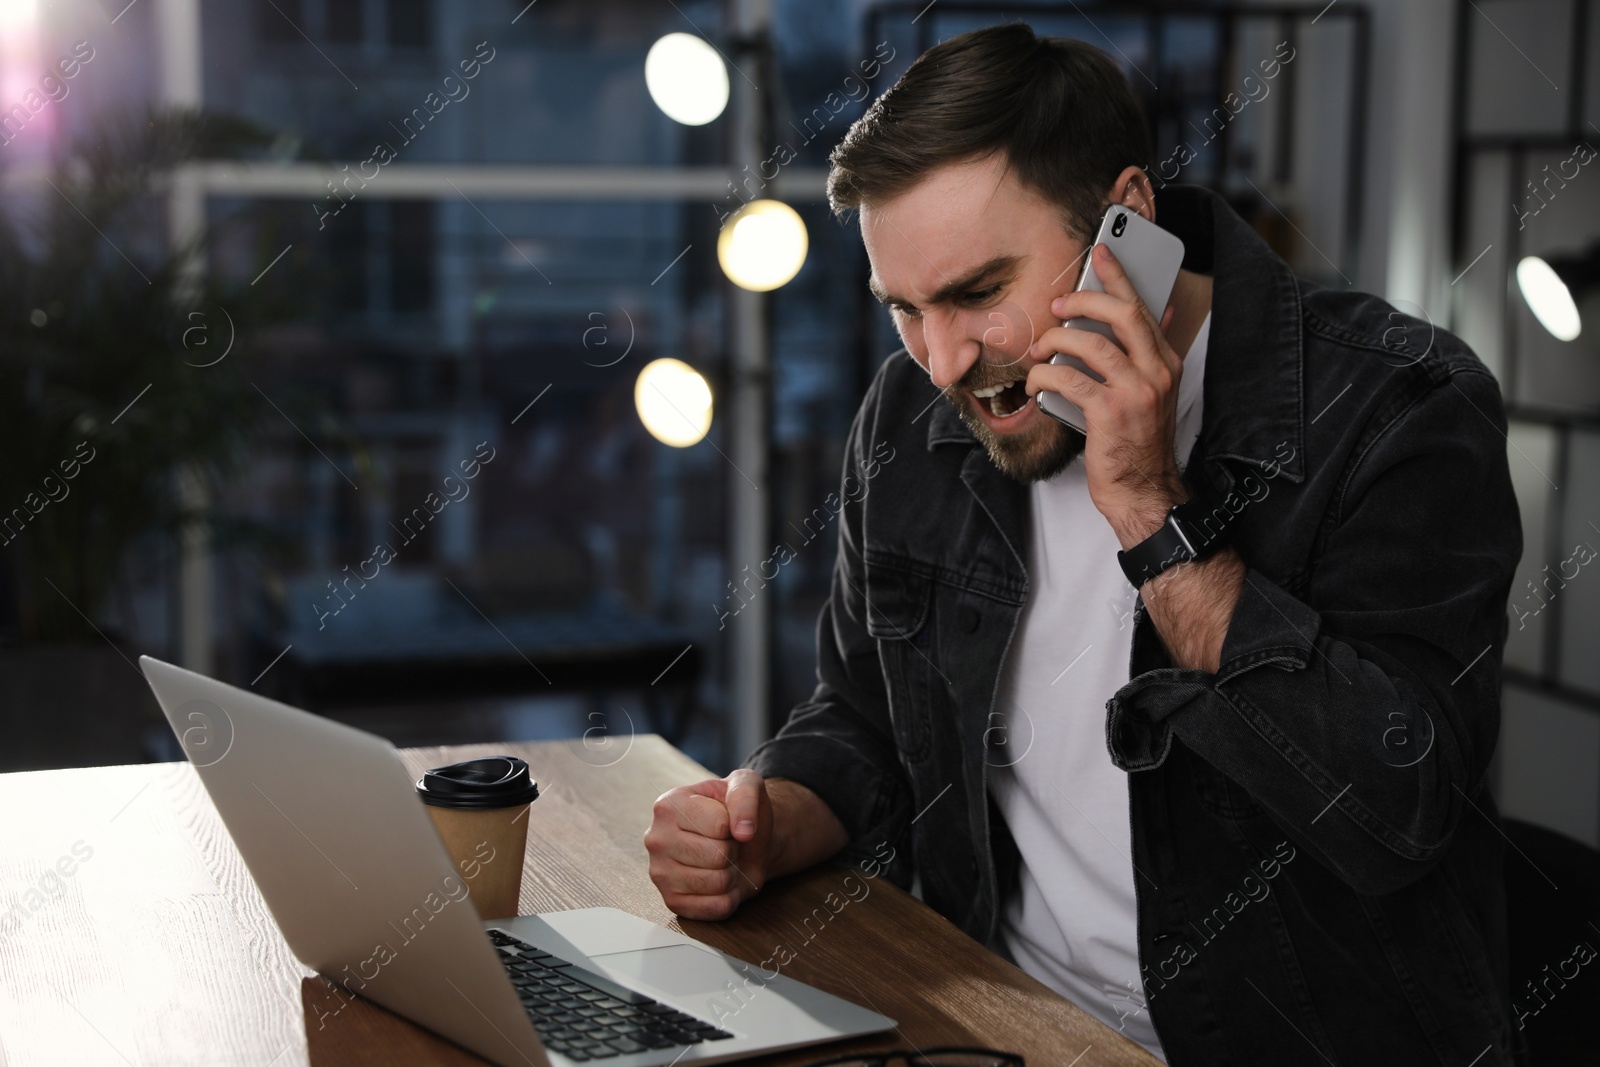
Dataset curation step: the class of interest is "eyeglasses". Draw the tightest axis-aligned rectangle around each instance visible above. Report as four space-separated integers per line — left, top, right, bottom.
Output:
801 1048 1025 1067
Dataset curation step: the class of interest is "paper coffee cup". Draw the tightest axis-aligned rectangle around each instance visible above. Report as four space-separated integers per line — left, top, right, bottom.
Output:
415 756 539 920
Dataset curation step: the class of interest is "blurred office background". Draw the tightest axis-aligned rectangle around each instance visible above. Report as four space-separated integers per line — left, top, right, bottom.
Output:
0 0 1597 851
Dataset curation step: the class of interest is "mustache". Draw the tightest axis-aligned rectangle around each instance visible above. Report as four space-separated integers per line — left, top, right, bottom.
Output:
956 357 1033 392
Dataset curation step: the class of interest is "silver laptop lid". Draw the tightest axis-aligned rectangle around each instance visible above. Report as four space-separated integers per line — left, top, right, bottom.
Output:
139 655 548 1067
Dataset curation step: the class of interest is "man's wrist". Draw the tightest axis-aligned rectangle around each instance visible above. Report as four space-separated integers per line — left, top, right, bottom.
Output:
762 776 847 879
1110 482 1191 551
762 777 796 877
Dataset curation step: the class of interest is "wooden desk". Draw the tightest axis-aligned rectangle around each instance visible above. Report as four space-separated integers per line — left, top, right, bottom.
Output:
0 737 1160 1066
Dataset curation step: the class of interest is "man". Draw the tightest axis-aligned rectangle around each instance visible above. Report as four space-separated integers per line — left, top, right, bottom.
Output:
644 22 1522 1065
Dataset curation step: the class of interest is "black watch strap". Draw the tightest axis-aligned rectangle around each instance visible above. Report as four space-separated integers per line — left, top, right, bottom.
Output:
1117 497 1231 588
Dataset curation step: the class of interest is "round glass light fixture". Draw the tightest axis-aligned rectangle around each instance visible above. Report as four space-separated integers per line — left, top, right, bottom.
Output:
635 358 713 447
1516 256 1581 341
717 200 809 292
645 33 729 126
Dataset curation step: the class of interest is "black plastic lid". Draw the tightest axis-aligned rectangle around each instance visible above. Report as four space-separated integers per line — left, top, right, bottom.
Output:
415 756 540 810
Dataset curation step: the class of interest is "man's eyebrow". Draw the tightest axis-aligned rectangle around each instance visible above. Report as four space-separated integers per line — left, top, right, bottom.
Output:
869 254 1022 308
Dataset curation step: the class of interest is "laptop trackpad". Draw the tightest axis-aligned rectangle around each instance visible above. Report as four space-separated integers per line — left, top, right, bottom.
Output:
588 944 746 996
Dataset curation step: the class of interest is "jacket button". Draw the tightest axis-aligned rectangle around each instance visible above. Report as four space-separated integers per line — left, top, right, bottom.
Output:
959 606 980 632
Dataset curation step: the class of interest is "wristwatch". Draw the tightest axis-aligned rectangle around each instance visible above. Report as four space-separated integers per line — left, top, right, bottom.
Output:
1116 497 1231 588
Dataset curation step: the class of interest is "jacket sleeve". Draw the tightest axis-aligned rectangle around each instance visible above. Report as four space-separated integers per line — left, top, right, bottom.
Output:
742 376 917 886
1107 366 1523 895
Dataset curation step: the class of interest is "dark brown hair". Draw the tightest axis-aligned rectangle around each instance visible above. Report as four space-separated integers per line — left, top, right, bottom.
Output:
826 22 1153 242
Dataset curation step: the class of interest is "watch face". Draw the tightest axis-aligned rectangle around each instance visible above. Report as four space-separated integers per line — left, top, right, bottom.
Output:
1118 516 1196 588
1173 498 1227 558
1161 531 1196 568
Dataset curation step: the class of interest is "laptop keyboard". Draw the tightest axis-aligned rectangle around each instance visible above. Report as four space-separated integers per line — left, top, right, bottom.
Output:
488 929 735 1062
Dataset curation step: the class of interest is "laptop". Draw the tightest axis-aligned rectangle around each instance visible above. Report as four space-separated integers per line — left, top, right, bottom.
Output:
138 654 894 1066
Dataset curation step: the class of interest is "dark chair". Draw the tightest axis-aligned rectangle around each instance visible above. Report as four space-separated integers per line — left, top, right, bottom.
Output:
1502 818 1600 1067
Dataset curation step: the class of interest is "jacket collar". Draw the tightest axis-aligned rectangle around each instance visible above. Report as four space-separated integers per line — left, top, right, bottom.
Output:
926 183 1307 485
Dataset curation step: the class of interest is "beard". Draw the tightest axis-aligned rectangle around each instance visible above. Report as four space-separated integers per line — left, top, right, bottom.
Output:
941 371 1086 483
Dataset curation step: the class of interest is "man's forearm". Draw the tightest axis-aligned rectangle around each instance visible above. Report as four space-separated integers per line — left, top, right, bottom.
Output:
765 778 850 879
1136 546 1247 672
1109 488 1247 674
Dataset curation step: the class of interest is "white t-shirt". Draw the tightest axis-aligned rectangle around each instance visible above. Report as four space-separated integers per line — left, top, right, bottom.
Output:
987 312 1210 1060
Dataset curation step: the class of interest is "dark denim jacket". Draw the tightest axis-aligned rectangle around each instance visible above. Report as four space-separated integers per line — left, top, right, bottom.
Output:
746 184 1525 1065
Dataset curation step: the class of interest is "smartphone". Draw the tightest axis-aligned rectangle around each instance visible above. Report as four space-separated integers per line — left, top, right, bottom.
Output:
1036 206 1186 434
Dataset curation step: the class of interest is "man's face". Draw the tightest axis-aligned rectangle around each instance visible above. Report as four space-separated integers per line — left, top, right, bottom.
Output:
862 152 1096 483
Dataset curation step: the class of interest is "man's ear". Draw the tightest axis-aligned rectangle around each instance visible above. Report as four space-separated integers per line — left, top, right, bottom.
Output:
1108 165 1156 224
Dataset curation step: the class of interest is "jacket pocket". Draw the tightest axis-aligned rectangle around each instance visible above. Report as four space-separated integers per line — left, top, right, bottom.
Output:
864 562 934 763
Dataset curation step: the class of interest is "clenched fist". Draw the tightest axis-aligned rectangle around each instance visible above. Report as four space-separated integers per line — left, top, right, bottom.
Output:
644 770 850 921
644 768 774 921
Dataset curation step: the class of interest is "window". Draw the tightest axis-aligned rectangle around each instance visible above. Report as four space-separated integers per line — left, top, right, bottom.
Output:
327 1 364 45
257 0 303 44
387 0 432 49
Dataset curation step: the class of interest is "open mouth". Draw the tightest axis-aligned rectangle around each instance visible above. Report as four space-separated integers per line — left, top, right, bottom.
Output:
970 378 1031 418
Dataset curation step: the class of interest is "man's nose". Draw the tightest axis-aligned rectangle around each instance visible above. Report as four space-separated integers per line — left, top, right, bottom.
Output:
922 307 978 390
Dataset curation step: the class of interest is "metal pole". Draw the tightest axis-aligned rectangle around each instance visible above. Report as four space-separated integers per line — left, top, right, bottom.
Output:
157 0 213 675
727 0 773 767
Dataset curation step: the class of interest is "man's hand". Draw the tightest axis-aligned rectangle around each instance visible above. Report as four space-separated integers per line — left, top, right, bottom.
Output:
1021 242 1244 673
644 771 849 921
1023 241 1187 546
644 769 773 920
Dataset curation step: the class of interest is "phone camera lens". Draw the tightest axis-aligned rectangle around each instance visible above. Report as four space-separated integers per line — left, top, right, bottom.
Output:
1112 212 1127 237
